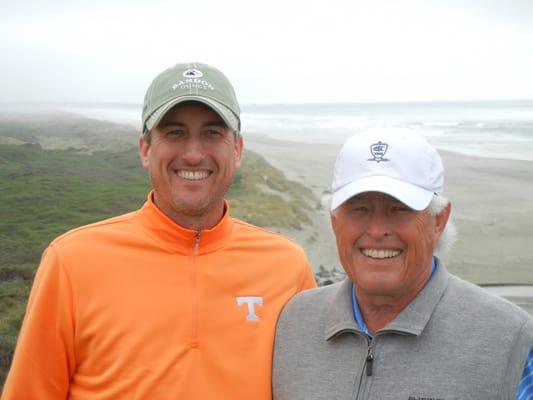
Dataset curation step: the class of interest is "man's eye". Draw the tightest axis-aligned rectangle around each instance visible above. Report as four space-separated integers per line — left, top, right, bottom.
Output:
206 129 223 136
392 206 411 212
167 130 184 136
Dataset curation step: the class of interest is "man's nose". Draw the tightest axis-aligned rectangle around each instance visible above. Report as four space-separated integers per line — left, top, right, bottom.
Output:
366 211 392 238
181 135 204 163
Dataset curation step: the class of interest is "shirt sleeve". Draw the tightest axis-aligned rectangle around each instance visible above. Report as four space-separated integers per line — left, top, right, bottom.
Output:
1 245 76 399
297 260 317 292
516 347 533 400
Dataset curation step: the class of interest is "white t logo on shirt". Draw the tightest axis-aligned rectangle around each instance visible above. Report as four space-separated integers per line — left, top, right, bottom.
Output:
236 296 263 321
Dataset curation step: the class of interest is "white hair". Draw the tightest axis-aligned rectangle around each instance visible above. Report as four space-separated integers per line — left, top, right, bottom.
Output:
428 194 457 258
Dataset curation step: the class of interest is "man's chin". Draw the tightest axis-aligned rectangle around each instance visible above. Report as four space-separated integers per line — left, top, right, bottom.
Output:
171 195 219 215
174 202 210 216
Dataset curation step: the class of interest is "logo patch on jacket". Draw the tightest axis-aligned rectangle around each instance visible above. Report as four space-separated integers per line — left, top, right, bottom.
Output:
236 296 263 321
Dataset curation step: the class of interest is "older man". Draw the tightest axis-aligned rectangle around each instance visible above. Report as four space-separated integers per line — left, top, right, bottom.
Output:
273 129 533 400
2 62 316 399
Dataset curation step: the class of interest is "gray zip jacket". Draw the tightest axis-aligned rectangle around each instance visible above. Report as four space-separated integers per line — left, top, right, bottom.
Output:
273 261 533 400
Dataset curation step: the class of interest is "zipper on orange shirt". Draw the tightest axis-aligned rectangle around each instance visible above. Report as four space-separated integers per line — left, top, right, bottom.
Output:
189 231 201 348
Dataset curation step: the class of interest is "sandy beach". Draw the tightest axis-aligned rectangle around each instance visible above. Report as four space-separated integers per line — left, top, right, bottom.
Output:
246 135 533 285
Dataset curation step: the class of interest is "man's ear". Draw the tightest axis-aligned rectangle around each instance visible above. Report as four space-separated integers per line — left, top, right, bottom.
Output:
234 135 244 169
330 211 338 235
139 135 150 170
434 202 451 238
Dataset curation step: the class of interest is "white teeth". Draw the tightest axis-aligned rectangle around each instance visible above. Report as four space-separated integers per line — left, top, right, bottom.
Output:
362 249 401 259
177 170 210 180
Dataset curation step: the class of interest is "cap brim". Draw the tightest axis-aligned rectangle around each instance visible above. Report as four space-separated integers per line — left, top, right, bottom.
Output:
145 96 239 132
330 175 434 211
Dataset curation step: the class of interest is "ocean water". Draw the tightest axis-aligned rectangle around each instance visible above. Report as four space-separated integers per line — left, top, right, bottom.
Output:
241 101 533 162
2 100 533 161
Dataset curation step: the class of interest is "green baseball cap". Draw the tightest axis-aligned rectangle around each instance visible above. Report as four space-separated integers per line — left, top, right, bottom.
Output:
142 62 241 133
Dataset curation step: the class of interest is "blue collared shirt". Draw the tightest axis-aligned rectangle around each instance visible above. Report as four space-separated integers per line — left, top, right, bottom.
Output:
350 257 533 399
517 348 533 400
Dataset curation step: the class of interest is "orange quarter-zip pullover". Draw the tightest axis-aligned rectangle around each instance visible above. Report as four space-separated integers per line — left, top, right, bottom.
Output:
2 192 316 399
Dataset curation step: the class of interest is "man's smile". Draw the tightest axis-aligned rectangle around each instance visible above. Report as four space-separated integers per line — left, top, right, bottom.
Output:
360 248 402 259
176 170 212 181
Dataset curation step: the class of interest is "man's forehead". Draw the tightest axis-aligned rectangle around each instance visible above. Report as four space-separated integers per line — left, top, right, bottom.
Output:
159 101 227 126
346 191 407 205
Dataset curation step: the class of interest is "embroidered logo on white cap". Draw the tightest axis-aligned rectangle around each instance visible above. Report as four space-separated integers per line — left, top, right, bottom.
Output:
369 141 389 163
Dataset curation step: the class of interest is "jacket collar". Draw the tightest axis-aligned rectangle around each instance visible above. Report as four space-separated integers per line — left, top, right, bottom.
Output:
324 259 450 340
324 277 359 340
136 191 233 254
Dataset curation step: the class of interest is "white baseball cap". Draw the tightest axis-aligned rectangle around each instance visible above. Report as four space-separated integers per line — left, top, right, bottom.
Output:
330 128 444 211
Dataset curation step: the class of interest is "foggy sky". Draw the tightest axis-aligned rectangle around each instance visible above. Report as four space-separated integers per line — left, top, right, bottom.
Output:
1 0 532 104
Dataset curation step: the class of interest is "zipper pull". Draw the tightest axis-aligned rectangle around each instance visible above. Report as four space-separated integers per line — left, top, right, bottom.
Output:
194 231 201 252
366 347 374 376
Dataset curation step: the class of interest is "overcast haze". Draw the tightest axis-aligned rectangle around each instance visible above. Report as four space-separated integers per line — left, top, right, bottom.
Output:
1 0 532 104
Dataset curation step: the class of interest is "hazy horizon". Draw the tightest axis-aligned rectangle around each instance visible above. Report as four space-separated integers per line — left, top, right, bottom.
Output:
2 0 533 104
2 98 533 108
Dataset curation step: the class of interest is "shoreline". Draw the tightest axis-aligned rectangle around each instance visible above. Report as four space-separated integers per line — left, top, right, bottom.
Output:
245 134 533 285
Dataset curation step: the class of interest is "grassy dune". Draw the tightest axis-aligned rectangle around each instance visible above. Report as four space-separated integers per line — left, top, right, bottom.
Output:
0 113 316 386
